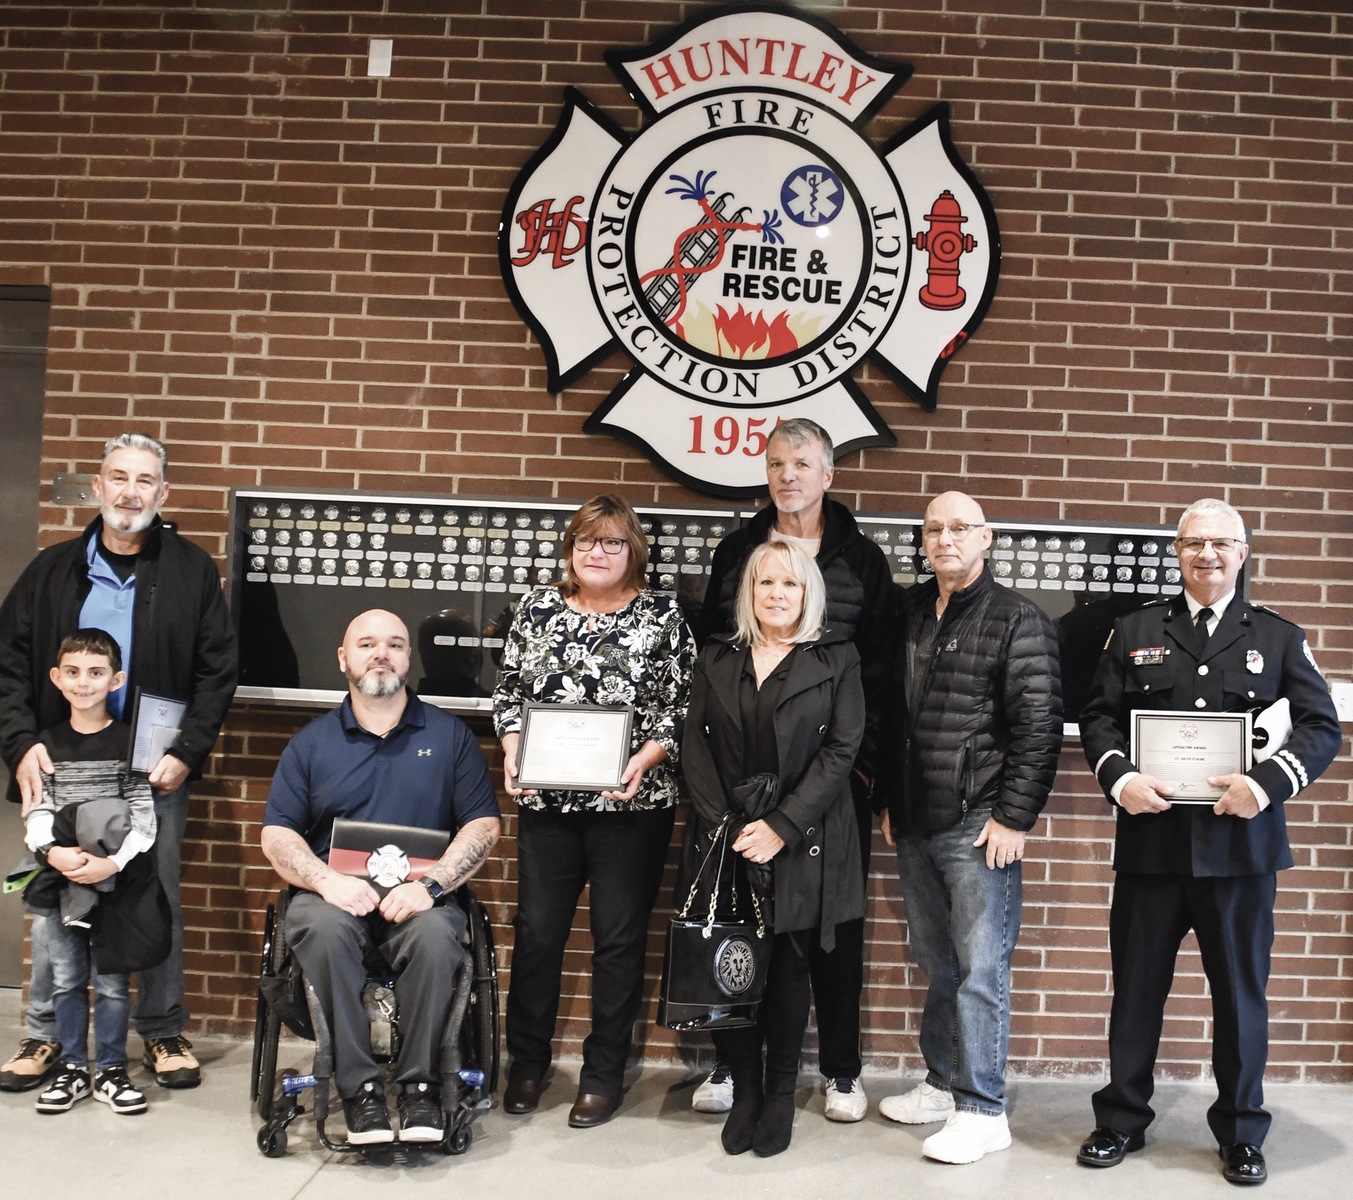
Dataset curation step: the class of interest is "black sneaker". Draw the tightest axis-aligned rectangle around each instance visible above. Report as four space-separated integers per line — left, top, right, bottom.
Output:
35 1063 91 1114
398 1082 445 1143
93 1065 148 1115
343 1080 394 1145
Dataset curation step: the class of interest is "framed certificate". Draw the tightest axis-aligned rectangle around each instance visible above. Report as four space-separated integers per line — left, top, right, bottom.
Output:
128 689 188 775
515 702 634 791
1129 710 1253 803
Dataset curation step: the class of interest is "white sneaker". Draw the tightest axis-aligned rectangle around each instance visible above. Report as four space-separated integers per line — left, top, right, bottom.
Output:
879 1080 956 1125
921 1110 1012 1164
823 1076 868 1122
691 1063 733 1113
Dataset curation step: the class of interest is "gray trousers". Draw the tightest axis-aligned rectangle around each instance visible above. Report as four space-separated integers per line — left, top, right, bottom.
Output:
285 890 468 1100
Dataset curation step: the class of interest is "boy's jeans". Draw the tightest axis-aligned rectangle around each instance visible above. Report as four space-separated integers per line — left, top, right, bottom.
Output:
47 913 131 1071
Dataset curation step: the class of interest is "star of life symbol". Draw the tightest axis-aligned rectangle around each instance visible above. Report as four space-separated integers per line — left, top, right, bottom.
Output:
499 5 1000 497
366 844 412 890
715 934 757 997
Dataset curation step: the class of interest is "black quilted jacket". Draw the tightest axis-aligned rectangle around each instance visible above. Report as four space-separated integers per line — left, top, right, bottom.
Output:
878 567 1063 836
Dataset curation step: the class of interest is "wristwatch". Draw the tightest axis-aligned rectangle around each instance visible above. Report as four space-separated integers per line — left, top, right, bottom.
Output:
419 876 446 903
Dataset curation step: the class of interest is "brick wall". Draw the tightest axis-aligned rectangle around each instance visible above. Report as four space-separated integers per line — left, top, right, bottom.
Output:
1 1 1349 1083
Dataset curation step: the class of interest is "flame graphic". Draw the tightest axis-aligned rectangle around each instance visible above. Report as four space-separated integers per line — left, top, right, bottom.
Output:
677 303 825 360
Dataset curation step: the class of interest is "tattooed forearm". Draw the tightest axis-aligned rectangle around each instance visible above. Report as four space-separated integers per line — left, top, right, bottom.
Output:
426 817 500 892
262 825 332 891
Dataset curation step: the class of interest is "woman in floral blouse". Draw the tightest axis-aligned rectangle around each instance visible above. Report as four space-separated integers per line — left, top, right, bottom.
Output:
494 494 695 1129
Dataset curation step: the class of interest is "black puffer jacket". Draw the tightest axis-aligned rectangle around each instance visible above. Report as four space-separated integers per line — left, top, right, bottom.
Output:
878 567 1063 836
696 496 893 776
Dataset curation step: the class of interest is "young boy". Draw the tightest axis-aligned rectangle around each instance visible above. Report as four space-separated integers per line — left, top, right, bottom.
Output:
22 629 158 1115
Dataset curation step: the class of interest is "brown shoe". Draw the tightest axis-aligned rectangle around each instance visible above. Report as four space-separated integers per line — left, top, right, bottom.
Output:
568 1091 619 1128
503 1075 545 1114
142 1035 201 1089
0 1039 62 1092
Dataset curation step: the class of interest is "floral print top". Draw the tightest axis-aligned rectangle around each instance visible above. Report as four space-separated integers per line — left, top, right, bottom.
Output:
493 585 696 813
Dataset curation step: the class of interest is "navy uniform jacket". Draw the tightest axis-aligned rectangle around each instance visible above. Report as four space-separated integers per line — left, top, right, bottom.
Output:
1080 594 1340 878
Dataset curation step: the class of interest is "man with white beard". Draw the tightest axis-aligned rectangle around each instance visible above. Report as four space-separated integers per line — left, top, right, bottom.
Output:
0 433 237 1092
261 609 500 1145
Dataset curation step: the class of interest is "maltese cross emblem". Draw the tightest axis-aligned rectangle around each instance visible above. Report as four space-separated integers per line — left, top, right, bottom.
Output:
500 5 1000 497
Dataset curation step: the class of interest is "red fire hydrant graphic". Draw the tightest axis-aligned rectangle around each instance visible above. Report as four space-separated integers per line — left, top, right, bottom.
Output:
914 190 975 311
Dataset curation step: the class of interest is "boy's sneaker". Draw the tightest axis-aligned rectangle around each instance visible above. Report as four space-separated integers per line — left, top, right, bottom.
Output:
142 1035 201 1089
93 1066 148 1115
824 1076 868 1122
35 1063 91 1113
0 1038 63 1092
343 1080 394 1145
691 1062 734 1113
397 1082 445 1143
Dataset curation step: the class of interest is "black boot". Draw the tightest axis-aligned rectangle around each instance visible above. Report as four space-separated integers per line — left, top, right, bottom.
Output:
720 1067 764 1155
753 1072 796 1157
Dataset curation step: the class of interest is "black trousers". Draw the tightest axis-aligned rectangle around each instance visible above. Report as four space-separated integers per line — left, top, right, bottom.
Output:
714 929 816 1087
1092 871 1277 1147
506 805 675 1099
286 891 468 1100
806 783 872 1078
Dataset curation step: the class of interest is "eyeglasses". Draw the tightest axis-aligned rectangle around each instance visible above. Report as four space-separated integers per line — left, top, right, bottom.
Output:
921 522 986 541
1176 537 1243 555
574 535 628 555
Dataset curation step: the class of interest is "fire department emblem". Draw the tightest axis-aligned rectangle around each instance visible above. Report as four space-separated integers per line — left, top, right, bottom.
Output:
366 844 412 890
714 934 758 997
500 4 1000 497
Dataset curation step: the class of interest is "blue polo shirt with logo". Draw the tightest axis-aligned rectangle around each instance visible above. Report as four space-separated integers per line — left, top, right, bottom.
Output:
264 691 499 856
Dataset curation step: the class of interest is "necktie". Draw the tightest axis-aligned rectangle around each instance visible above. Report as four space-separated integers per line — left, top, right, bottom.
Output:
1195 606 1214 651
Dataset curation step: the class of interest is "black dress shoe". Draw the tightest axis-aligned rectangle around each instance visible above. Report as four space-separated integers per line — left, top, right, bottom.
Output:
568 1091 619 1128
1220 1143 1267 1185
1077 1126 1146 1167
502 1076 545 1114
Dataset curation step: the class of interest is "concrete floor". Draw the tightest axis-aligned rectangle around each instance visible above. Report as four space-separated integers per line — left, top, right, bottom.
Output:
1 1001 1349 1199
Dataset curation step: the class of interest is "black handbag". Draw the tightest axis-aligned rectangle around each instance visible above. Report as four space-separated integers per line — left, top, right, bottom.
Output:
658 812 771 1031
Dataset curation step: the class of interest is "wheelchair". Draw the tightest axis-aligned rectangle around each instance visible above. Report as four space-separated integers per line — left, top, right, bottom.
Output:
250 887 500 1158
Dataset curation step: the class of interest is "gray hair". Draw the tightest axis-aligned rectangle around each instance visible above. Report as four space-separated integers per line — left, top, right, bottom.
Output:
768 417 833 472
102 433 167 480
732 540 827 648
1175 498 1246 542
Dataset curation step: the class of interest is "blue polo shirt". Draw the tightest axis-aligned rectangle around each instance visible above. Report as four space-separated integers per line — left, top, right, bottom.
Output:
264 692 499 856
79 533 136 719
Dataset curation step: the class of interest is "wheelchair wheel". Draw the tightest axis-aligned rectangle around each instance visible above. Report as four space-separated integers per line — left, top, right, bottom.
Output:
448 1126 472 1156
258 1125 287 1158
249 902 277 1106
463 895 500 1094
256 892 291 1120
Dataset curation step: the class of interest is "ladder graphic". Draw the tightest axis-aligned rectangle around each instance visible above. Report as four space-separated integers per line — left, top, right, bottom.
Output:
643 193 750 325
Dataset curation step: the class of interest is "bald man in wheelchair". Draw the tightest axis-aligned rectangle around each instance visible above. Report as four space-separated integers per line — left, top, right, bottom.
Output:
262 610 500 1145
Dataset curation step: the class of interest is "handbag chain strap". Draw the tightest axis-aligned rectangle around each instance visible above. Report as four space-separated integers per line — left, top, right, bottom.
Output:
677 812 766 940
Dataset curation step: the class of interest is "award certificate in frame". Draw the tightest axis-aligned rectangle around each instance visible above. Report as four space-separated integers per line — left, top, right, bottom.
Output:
515 701 634 791
1130 710 1253 803
128 690 188 775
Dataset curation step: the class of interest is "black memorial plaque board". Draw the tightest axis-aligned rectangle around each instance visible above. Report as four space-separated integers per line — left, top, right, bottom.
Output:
229 488 1178 730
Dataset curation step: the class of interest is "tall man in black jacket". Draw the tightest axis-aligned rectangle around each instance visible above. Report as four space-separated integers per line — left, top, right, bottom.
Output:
877 491 1063 1164
692 418 893 1123
0 434 237 1092
1075 499 1341 1186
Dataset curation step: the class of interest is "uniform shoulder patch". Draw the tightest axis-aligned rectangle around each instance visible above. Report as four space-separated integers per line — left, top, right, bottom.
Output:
1303 639 1320 671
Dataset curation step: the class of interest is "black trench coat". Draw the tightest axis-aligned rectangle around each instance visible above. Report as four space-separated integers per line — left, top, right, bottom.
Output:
681 629 865 951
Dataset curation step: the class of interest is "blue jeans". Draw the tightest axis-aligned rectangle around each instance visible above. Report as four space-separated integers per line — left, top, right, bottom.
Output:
48 913 131 1071
25 785 189 1043
894 809 1022 1115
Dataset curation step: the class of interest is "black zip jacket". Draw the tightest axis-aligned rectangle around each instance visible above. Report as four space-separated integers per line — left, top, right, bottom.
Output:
0 515 238 802
879 567 1063 836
